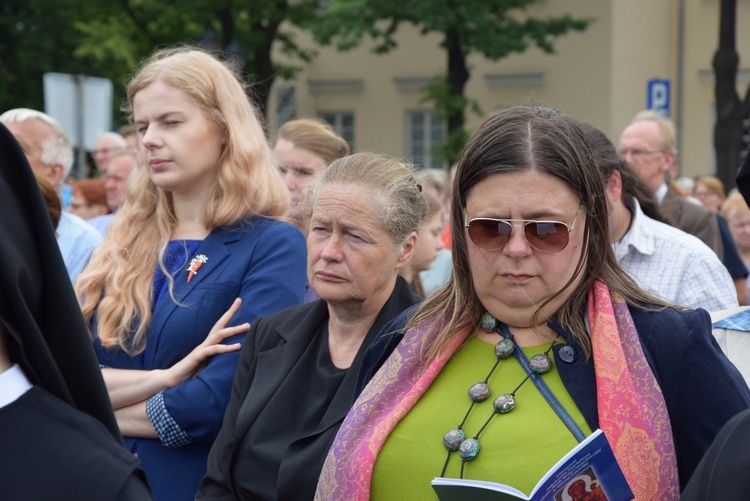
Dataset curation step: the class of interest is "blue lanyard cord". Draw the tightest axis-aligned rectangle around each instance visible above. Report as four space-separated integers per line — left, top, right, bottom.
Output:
496 323 587 443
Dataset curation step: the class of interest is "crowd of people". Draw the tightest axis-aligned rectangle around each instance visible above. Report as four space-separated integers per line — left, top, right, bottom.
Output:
3 45 750 501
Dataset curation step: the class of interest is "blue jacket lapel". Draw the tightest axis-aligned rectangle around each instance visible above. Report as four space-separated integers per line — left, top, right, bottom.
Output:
145 227 242 368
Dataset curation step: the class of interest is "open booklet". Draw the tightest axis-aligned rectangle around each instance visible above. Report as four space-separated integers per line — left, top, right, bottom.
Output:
431 429 634 501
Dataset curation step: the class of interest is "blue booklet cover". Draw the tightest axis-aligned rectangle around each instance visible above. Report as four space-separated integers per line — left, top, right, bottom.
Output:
431 429 634 501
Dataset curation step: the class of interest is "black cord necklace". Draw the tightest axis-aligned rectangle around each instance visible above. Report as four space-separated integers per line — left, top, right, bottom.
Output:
439 313 557 479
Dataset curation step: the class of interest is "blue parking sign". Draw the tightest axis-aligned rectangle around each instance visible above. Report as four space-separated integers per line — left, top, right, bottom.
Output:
647 79 671 117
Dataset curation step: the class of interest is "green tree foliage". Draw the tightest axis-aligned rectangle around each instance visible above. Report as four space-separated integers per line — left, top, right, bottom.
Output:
1 0 318 123
75 0 318 119
0 0 109 112
309 0 591 163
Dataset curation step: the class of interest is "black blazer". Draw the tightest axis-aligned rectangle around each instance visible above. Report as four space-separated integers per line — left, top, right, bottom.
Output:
680 408 750 500
197 276 421 500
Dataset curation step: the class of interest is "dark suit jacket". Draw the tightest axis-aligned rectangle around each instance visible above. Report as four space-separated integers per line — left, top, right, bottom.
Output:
661 188 723 258
680 408 750 500
358 305 750 490
197 276 421 500
2 387 150 501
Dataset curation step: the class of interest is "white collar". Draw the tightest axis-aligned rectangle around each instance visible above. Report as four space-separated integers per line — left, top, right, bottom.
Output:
655 183 668 204
614 199 657 258
0 364 33 409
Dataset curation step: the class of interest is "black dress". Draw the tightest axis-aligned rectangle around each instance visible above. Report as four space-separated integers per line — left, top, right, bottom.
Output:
197 277 421 500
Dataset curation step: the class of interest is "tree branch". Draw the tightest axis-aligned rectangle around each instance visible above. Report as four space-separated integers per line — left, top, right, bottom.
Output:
119 0 159 45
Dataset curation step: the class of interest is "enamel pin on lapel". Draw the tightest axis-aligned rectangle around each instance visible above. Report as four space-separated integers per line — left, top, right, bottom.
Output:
186 254 208 283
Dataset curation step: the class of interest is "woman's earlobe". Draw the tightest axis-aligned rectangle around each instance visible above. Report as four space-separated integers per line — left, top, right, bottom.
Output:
400 232 419 264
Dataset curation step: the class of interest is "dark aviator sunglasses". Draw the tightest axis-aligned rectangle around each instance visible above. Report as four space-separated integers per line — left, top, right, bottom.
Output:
465 211 580 254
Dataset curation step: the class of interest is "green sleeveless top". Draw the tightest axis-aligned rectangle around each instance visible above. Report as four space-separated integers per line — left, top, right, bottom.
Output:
371 335 592 499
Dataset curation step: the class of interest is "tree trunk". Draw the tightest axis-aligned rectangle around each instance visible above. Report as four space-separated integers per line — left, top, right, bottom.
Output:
713 0 749 190
214 3 287 120
248 43 274 119
446 29 469 137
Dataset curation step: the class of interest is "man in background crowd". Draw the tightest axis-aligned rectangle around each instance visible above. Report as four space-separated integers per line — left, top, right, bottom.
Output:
618 110 723 258
88 149 136 235
92 131 127 175
0 108 102 283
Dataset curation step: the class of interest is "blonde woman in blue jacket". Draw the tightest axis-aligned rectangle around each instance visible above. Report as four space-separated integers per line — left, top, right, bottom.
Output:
76 48 307 501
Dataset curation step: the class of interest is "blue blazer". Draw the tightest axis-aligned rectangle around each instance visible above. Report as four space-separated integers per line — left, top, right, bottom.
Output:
357 305 750 491
95 216 307 501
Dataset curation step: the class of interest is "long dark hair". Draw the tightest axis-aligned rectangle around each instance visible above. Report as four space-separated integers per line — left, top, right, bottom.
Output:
409 106 669 361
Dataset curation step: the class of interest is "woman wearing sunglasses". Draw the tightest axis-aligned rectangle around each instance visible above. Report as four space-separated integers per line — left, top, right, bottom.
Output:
316 106 750 500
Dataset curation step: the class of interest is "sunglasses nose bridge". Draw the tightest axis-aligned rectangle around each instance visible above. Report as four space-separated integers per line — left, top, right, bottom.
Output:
503 221 534 253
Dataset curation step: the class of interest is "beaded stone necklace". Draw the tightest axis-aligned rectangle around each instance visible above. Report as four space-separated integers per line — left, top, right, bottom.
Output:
440 313 557 479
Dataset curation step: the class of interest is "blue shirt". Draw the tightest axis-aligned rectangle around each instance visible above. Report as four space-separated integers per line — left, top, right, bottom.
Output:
56 212 102 283
88 213 115 236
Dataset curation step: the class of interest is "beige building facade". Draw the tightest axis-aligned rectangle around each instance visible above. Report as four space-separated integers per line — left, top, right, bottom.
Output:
268 0 750 176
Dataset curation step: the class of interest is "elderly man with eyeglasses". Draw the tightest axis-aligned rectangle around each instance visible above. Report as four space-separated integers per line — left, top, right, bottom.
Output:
581 122 737 313
618 110 722 258
92 131 127 175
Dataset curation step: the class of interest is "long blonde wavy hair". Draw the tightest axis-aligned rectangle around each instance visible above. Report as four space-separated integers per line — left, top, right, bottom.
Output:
76 47 290 355
409 106 670 363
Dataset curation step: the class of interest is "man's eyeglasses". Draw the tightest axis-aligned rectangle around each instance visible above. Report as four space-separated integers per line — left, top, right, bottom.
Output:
465 213 580 253
68 201 92 209
617 149 663 158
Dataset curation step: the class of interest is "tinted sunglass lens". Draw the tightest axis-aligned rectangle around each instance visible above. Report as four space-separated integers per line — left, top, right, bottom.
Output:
470 220 512 250
525 222 568 252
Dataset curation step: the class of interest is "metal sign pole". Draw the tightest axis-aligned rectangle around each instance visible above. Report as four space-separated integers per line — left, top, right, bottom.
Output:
75 74 86 179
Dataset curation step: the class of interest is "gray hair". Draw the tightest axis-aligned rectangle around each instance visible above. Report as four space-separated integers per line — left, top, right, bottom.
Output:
312 152 428 243
0 108 74 181
95 131 127 150
630 109 678 156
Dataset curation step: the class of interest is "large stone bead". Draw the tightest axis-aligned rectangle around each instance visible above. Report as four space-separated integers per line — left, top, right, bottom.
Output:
529 353 552 374
443 429 465 451
494 339 515 359
493 394 515 414
480 313 497 332
458 438 480 460
468 382 491 402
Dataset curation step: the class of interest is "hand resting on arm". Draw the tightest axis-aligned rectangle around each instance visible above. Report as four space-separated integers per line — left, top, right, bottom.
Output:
102 298 249 435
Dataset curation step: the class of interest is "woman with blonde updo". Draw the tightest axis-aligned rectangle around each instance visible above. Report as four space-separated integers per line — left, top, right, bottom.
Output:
198 152 424 500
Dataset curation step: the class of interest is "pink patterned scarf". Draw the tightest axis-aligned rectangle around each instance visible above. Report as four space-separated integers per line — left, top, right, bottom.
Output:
315 280 678 500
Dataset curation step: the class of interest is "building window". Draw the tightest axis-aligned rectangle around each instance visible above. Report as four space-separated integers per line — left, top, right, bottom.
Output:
319 112 355 152
405 111 445 169
276 86 296 128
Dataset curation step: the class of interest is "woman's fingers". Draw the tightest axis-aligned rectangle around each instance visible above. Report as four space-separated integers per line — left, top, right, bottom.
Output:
207 323 250 345
199 343 242 357
204 298 251 346
209 298 243 334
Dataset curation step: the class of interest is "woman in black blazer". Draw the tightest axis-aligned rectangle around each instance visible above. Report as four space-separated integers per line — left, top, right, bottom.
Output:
197 152 428 500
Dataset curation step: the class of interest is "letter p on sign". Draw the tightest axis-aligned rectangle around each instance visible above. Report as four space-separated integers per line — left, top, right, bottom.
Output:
647 79 671 117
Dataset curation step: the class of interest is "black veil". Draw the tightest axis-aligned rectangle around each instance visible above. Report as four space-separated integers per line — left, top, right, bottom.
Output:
0 122 120 440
